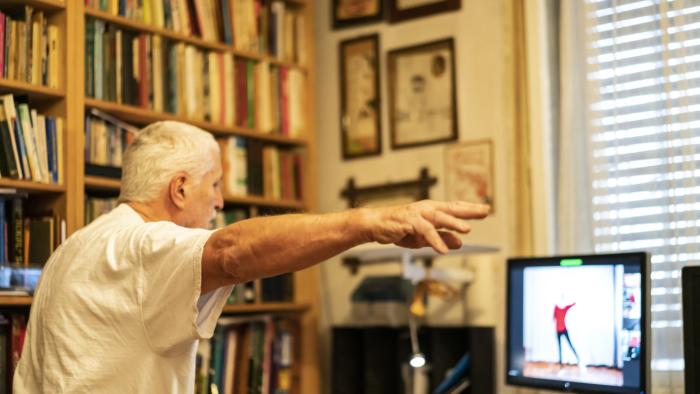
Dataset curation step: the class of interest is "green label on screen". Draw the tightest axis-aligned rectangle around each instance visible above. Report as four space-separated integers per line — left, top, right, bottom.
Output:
560 258 583 267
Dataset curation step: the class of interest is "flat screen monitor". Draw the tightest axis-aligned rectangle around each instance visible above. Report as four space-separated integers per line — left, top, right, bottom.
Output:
682 265 700 394
506 252 650 394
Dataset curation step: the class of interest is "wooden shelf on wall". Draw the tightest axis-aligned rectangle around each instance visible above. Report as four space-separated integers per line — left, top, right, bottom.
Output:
0 179 65 193
224 194 306 210
82 177 305 210
0 78 65 100
3 0 65 12
222 302 309 314
85 98 309 147
84 176 120 191
0 295 32 306
0 297 309 313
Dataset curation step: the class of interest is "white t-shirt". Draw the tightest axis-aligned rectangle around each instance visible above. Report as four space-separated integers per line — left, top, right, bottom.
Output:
14 204 233 393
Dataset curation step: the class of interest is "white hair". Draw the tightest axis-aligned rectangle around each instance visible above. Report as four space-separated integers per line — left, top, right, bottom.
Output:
119 121 219 203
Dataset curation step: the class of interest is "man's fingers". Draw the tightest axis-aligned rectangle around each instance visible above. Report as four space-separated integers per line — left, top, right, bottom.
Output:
439 231 463 249
425 210 472 233
416 218 448 254
438 201 490 219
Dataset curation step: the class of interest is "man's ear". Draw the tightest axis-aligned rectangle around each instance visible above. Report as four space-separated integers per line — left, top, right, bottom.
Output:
169 173 188 209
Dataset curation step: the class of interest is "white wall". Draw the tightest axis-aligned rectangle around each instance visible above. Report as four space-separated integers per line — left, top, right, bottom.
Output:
313 1 534 393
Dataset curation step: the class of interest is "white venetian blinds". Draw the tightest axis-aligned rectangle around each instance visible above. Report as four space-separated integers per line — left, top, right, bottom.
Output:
583 0 700 380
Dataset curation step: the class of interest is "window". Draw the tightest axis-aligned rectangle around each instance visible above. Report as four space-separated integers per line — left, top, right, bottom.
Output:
566 0 700 388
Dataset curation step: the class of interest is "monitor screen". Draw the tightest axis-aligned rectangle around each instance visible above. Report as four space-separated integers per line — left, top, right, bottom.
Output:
506 252 649 394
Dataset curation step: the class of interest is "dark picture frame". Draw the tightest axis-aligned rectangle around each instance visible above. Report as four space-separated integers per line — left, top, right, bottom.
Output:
387 38 458 150
333 0 384 29
388 0 460 23
339 34 382 160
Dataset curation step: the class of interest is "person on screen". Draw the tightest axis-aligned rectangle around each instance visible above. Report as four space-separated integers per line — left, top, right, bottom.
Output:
554 299 581 367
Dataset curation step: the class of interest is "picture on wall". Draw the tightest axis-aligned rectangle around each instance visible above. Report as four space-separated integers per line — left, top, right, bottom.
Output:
339 34 382 159
445 139 494 210
388 0 460 23
333 0 384 29
388 38 458 149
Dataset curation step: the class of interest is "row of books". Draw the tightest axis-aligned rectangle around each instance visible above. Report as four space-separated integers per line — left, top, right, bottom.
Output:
85 196 118 224
0 6 59 88
84 108 138 167
0 313 26 392
0 195 61 267
85 19 306 136
220 138 304 201
0 94 63 184
85 0 306 63
196 315 296 394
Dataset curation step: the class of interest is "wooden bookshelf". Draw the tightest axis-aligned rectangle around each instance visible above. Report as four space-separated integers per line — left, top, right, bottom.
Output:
85 98 309 147
0 1 320 393
0 78 65 99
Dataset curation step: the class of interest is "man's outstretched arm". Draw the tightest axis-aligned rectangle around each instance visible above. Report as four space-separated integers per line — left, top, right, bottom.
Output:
200 200 489 293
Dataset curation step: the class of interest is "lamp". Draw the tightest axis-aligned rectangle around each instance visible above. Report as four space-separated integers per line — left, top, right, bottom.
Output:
408 312 425 368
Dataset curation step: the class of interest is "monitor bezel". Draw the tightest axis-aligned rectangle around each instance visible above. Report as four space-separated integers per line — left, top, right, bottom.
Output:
505 252 650 394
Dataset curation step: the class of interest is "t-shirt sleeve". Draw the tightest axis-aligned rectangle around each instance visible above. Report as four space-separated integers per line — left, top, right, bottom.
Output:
131 222 233 354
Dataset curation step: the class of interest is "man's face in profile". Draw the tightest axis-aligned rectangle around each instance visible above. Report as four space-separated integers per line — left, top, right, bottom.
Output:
182 151 224 229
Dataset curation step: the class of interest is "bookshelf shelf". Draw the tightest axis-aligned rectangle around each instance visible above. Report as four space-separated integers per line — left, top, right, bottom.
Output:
222 302 309 314
85 98 309 146
0 295 32 306
0 298 310 311
0 179 65 193
82 177 305 210
84 175 120 191
83 8 307 72
224 194 305 210
3 0 65 12
0 79 64 100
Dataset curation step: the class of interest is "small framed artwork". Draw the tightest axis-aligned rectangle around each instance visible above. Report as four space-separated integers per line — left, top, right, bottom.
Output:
339 34 382 160
333 0 384 29
388 0 460 23
445 140 494 210
388 38 458 150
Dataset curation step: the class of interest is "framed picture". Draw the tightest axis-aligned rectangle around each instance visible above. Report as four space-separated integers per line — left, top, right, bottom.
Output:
339 34 382 160
445 140 494 210
333 0 384 29
388 38 458 150
388 0 460 23
340 168 437 208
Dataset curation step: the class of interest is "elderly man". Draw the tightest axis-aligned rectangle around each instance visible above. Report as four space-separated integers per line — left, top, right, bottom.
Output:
14 121 489 392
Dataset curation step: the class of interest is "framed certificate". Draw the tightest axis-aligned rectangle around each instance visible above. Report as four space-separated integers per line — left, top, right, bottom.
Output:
445 139 494 210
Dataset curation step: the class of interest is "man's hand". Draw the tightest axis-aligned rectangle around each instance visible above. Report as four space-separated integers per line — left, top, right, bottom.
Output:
362 200 490 254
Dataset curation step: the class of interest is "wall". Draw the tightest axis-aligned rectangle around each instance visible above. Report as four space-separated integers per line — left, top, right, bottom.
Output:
314 0 525 393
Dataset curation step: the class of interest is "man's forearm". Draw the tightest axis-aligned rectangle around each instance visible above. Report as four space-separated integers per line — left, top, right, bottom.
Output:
202 209 372 291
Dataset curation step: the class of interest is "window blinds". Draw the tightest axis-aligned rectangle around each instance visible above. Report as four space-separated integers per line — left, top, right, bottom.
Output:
585 0 700 375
